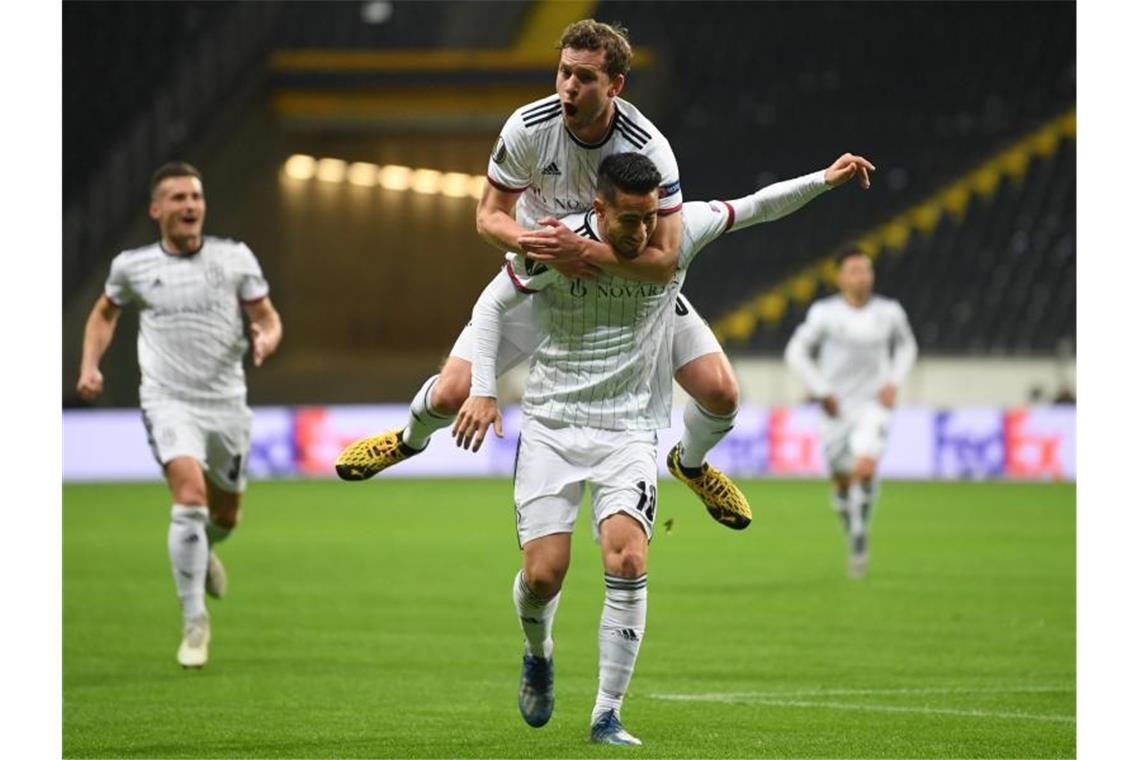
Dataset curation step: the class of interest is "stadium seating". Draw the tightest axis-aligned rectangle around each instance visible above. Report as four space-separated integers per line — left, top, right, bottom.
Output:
595 0 1075 355
64 1 1074 358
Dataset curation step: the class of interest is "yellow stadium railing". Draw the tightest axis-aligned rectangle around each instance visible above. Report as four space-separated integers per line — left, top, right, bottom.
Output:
711 107 1076 346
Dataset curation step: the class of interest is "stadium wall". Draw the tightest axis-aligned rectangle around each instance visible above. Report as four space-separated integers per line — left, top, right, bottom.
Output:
64 402 1074 483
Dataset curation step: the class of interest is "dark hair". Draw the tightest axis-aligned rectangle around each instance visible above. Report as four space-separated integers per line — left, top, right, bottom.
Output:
597 153 661 204
150 161 202 198
559 19 633 79
835 244 869 268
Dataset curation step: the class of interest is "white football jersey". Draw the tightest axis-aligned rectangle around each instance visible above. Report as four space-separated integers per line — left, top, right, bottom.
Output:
486 94 683 230
784 294 918 409
499 201 733 430
104 236 269 404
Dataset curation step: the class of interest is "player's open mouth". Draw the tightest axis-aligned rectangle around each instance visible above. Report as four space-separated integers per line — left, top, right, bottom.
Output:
563 102 578 117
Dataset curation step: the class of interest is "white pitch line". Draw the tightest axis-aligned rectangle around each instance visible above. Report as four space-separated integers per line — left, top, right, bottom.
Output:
651 686 1073 700
649 692 1074 724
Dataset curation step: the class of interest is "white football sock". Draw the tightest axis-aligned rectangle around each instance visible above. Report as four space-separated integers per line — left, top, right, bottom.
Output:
513 570 560 659
402 374 454 450
168 505 209 620
679 399 736 469
592 573 647 724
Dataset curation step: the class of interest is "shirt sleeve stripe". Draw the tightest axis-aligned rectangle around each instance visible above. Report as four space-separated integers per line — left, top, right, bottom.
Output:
242 294 268 305
659 203 683 217
723 201 737 232
505 263 539 294
486 175 529 193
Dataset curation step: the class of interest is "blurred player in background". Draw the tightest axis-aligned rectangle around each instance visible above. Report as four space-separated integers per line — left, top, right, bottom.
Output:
452 149 874 744
784 248 916 578
335 19 836 530
76 162 283 667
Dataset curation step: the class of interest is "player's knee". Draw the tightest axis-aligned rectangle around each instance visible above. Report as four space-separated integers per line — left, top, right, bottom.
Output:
697 370 739 416
605 544 647 578
854 458 877 482
432 369 471 415
173 484 207 506
524 565 566 599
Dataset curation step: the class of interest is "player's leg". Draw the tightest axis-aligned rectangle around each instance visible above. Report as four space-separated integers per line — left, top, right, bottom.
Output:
512 416 584 728
200 404 252 599
144 401 212 666
515 533 571 728
336 305 538 479
845 403 891 579
164 456 212 668
588 432 656 746
666 296 751 529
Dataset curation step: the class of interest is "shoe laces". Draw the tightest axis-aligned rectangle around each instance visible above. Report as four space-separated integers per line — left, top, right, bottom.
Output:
523 656 553 691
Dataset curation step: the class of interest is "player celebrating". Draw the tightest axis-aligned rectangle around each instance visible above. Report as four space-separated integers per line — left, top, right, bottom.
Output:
336 20 863 529
784 248 916 579
452 150 874 745
76 162 283 667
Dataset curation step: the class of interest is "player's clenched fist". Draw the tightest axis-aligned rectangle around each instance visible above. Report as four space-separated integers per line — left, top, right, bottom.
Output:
76 366 104 401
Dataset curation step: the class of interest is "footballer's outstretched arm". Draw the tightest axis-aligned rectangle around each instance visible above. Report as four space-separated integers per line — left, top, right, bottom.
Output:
76 295 122 402
725 153 876 233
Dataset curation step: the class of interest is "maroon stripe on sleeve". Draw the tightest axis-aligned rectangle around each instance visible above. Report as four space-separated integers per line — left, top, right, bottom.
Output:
723 201 737 232
242 294 268 305
505 263 539 294
486 175 529 193
658 203 683 217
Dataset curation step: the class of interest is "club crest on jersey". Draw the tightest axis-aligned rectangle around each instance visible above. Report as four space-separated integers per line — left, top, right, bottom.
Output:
492 136 507 164
570 279 588 298
205 263 225 287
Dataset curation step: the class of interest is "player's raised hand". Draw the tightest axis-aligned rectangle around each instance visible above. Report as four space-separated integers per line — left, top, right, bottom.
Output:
452 396 503 452
824 153 876 190
821 395 840 418
76 366 104 402
519 217 587 261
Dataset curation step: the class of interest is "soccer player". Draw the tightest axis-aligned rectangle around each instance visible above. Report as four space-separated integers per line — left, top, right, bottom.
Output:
784 248 916 579
75 162 283 667
336 20 869 528
452 150 874 745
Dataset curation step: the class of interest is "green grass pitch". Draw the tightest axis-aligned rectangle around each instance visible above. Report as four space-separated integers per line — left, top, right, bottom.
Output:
64 479 1074 758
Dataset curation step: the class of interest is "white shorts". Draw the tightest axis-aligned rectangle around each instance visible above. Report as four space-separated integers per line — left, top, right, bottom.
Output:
820 401 893 475
449 292 724 375
512 416 659 546
140 398 253 493
671 293 724 370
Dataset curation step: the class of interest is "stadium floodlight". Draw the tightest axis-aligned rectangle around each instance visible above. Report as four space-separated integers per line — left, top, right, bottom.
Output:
378 165 413 191
467 175 486 200
347 162 380 187
440 172 471 198
283 154 316 180
315 158 347 183
411 169 443 195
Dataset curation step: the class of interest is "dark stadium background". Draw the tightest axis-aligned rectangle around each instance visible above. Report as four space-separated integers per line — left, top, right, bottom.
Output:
61 0 1076 409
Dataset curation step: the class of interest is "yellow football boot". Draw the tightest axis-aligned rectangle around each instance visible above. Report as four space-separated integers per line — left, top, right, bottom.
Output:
666 443 752 530
335 428 422 481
